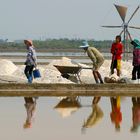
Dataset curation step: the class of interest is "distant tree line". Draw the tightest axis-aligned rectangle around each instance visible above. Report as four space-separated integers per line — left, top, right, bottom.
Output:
0 38 133 52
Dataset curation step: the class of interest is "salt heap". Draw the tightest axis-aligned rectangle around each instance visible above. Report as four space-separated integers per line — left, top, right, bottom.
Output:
0 58 134 84
39 57 133 84
70 59 133 84
33 65 73 83
48 57 78 67
0 59 18 75
0 58 74 83
44 57 78 83
0 59 26 83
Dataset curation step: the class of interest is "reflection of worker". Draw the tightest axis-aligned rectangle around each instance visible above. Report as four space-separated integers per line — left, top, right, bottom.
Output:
54 97 81 118
23 97 37 129
110 35 123 77
80 41 104 83
131 97 140 132
82 97 103 133
110 96 122 131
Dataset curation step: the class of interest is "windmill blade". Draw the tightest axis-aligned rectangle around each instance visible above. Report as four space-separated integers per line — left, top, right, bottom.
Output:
129 26 140 30
102 25 122 28
127 5 140 24
120 30 124 35
114 4 128 22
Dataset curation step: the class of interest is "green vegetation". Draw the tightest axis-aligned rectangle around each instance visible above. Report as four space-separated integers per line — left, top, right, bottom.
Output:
0 39 133 52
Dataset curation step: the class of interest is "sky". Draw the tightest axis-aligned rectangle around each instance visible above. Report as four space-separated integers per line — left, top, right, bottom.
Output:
0 0 140 41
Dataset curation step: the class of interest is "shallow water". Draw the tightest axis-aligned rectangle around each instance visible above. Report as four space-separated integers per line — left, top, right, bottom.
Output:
0 52 111 57
1 96 140 140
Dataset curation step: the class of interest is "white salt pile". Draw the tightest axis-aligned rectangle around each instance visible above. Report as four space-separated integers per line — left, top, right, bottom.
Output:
0 59 26 83
0 59 18 75
48 57 133 84
79 60 133 84
0 58 134 84
33 66 72 83
0 58 73 83
48 57 78 67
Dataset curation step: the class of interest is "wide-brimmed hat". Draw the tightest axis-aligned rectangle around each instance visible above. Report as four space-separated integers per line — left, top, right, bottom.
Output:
80 41 89 48
132 39 140 49
24 40 33 46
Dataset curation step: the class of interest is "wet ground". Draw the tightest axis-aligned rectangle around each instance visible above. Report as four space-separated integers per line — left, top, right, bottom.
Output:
1 96 140 140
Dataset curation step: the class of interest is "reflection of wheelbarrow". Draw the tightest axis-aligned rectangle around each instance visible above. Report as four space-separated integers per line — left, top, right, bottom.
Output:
54 65 92 83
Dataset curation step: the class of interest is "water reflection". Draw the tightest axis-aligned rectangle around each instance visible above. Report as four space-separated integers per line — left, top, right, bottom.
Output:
23 97 38 129
82 97 103 134
20 96 140 134
2 95 140 140
110 96 122 131
54 97 81 118
131 97 140 133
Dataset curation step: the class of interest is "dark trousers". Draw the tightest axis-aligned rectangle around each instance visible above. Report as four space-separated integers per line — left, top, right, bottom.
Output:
132 66 140 80
24 65 34 79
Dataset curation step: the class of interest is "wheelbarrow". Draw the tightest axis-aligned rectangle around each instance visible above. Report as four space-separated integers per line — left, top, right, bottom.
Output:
54 65 92 83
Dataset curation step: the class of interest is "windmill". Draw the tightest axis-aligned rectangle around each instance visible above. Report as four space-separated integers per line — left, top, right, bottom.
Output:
102 4 140 59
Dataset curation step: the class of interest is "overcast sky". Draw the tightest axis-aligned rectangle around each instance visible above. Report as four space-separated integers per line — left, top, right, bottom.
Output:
0 0 140 40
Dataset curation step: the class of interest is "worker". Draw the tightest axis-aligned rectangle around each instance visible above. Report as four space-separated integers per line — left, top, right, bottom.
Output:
24 40 37 83
110 35 123 77
127 33 140 81
80 41 104 84
131 39 140 81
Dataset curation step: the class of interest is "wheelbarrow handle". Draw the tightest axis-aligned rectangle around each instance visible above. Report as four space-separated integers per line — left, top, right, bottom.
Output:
81 67 93 70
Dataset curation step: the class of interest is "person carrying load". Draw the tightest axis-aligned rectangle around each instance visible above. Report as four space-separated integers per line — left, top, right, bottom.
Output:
24 40 37 83
80 41 104 84
110 35 123 77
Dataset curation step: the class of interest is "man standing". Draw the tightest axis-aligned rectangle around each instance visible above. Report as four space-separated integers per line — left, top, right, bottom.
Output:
111 35 123 77
80 41 104 84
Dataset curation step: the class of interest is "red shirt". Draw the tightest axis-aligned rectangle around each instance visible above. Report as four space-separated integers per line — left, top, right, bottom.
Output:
111 42 123 60
110 107 122 125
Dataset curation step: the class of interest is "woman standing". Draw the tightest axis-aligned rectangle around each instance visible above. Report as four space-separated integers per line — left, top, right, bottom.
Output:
127 33 140 81
131 39 140 81
24 40 37 83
